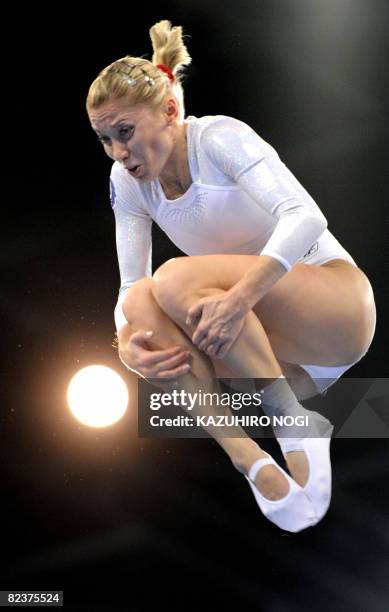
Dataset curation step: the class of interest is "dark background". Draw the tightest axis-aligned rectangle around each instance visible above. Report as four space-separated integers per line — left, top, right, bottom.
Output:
2 1 389 610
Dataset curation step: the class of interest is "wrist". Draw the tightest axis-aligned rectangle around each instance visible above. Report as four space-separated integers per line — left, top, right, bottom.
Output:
117 323 131 346
230 256 287 310
118 346 131 369
228 287 253 314
117 324 133 369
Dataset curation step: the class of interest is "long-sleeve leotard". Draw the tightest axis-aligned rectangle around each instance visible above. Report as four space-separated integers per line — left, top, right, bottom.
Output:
110 115 356 332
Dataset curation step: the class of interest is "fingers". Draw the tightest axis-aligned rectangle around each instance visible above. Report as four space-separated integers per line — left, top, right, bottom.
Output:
192 324 210 347
186 302 203 327
131 330 187 362
129 330 192 380
142 351 191 380
195 326 225 352
149 362 191 381
203 338 227 358
145 346 189 367
191 314 227 346
130 329 155 346
152 349 191 372
214 340 230 359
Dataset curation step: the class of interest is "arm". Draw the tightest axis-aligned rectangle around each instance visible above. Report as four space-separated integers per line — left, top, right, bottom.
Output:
117 323 133 369
111 166 192 379
110 165 152 335
201 117 328 308
229 255 286 311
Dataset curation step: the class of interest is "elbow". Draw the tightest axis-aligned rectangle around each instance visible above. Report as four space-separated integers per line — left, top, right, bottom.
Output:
306 212 328 239
317 213 328 236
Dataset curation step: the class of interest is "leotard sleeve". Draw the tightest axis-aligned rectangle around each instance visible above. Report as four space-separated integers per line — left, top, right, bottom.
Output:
200 117 328 270
110 163 152 332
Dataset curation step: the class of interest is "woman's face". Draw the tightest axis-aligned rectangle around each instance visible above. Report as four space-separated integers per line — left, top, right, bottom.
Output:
89 97 176 181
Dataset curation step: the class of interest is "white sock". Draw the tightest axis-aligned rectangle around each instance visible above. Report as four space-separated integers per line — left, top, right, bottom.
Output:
245 451 318 532
259 376 334 521
260 375 332 453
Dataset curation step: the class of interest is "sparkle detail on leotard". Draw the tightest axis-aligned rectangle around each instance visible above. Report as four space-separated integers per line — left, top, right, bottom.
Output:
110 114 356 332
161 190 208 225
125 215 149 248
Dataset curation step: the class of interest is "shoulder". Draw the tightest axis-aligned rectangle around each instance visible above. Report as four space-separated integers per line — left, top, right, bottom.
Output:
109 161 146 211
189 114 277 179
194 115 270 150
109 162 140 198
188 114 252 141
110 160 137 190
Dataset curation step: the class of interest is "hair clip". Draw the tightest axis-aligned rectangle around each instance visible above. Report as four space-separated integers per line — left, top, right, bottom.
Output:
106 62 157 87
141 69 155 87
126 76 138 87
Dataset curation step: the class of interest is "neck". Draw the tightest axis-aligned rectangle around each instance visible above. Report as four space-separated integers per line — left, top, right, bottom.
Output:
159 122 191 194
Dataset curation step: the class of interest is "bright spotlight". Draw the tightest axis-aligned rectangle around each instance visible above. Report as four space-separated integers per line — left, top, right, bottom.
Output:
67 365 128 428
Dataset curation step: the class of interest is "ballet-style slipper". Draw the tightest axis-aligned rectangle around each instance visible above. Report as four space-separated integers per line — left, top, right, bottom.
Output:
245 452 318 533
279 412 334 521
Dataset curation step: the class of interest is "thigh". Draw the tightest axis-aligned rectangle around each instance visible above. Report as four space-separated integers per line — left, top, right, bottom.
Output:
154 255 376 366
212 357 319 401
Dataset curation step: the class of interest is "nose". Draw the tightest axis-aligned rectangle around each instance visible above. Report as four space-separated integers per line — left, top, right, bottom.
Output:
111 139 129 162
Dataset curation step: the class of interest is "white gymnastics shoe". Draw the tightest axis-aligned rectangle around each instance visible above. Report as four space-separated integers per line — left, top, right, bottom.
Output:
279 412 334 522
245 452 318 533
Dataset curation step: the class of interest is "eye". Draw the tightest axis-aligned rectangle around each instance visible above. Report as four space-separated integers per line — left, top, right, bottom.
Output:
96 135 112 146
119 126 134 139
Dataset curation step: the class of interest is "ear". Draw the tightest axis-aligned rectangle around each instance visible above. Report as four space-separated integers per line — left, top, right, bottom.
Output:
164 96 180 123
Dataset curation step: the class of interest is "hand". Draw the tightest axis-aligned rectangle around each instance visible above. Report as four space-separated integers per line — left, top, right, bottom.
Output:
185 292 248 359
120 330 191 380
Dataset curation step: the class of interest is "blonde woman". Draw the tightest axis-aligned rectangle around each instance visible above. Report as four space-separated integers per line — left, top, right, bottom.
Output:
86 20 376 532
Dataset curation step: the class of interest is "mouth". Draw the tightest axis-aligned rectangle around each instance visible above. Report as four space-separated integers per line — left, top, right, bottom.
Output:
126 164 142 177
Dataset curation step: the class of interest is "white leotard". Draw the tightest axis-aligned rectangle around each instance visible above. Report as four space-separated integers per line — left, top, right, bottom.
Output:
110 114 356 332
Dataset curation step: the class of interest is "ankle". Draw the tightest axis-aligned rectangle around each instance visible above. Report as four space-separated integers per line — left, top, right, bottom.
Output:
225 439 267 475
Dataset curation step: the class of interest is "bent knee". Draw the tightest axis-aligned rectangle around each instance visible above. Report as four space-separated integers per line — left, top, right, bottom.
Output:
152 257 192 313
152 257 227 319
122 277 155 323
153 257 187 289
124 277 154 303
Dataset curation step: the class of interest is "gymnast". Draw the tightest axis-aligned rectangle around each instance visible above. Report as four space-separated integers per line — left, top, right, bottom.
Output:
86 20 376 532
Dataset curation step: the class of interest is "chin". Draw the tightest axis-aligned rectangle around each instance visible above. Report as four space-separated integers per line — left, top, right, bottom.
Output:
139 171 153 182
144 168 159 182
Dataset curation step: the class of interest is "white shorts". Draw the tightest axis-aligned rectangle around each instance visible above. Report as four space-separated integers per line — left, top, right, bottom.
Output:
297 229 357 268
297 230 359 394
299 361 360 395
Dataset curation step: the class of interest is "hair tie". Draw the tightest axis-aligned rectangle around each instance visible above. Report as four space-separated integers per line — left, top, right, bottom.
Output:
156 64 176 82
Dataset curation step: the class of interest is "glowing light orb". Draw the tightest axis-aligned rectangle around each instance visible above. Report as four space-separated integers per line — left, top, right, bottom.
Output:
67 365 128 427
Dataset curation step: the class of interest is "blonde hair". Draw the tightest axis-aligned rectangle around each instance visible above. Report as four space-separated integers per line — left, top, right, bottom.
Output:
86 20 191 120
